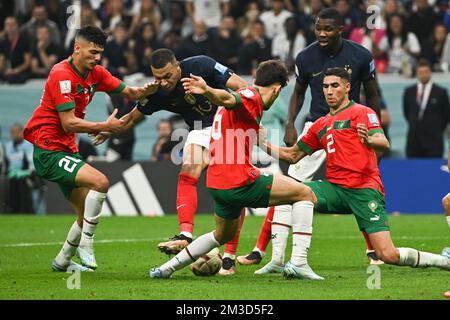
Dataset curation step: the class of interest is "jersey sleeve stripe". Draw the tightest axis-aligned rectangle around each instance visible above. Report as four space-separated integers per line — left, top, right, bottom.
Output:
368 128 384 136
56 101 76 112
108 81 126 94
228 92 242 110
296 140 313 155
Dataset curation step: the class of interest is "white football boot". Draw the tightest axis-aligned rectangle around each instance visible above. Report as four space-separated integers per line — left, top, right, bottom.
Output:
254 261 285 275
76 246 98 270
282 261 324 280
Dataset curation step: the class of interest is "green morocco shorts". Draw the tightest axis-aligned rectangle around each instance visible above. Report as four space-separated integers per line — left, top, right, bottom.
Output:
208 173 274 219
33 146 85 199
304 180 389 234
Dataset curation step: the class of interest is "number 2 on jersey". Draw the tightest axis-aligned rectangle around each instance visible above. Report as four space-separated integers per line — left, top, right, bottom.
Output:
326 133 336 153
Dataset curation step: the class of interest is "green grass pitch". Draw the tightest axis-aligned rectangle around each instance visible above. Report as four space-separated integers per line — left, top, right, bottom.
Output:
0 214 448 300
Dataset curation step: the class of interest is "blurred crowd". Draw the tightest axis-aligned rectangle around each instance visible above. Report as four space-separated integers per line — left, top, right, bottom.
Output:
1 0 450 83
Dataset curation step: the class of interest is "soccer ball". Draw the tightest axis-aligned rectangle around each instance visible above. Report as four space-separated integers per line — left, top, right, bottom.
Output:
189 248 223 276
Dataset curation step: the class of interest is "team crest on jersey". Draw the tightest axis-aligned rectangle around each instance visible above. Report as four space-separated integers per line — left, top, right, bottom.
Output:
368 200 378 213
184 93 196 104
344 65 352 76
240 88 254 98
59 80 71 94
367 113 379 124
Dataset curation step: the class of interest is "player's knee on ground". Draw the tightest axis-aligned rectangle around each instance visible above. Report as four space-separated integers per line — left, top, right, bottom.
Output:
375 247 400 265
442 193 450 214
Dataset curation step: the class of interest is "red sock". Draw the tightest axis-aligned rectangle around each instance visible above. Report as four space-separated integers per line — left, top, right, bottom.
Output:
362 230 374 251
176 173 199 235
255 207 275 252
224 209 246 256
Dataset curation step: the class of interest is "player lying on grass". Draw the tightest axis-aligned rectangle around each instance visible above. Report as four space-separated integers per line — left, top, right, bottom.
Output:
258 67 450 275
23 26 155 272
150 60 323 279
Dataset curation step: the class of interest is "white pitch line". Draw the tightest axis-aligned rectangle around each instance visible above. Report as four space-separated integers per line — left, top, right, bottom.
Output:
0 238 160 248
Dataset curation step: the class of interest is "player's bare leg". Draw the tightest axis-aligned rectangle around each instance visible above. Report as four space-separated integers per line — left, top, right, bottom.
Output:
267 175 324 280
442 193 450 258
219 209 246 275
53 164 108 271
368 231 450 270
150 214 240 278
237 207 274 265
158 144 209 254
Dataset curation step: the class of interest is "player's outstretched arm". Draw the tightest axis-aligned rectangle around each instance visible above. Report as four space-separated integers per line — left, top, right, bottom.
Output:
285 81 307 146
120 80 160 100
225 73 249 91
356 123 390 152
181 74 237 109
91 107 145 145
59 108 125 134
262 141 306 164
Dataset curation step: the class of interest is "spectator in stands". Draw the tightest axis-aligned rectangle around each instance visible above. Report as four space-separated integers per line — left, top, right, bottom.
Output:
236 0 261 41
102 22 135 79
378 13 421 76
4 122 34 213
272 16 306 74
31 24 60 78
159 1 193 41
421 23 449 72
185 0 230 29
129 0 161 38
175 20 213 60
334 0 362 39
133 22 163 77
237 20 272 75
20 4 61 48
101 0 132 35
407 0 443 48
379 0 405 30
151 119 178 162
162 30 182 53
259 0 293 39
298 0 325 45
403 59 450 158
0 16 31 84
211 16 241 71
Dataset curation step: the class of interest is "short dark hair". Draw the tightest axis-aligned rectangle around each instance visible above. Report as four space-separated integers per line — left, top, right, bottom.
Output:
317 8 344 27
324 67 351 82
150 48 177 68
76 26 107 47
416 58 431 69
254 60 289 87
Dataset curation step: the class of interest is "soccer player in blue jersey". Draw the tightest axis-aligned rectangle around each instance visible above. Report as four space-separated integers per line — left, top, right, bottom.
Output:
239 8 384 274
93 49 248 257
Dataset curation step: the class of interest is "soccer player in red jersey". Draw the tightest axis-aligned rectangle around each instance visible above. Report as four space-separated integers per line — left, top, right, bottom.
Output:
150 60 324 279
261 67 450 276
23 26 156 272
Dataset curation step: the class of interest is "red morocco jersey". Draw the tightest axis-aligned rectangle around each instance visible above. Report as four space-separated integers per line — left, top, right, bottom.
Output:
24 56 125 153
207 86 265 189
298 101 385 194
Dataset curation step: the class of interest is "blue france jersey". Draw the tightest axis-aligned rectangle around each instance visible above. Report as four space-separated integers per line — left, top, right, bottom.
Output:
137 55 233 130
295 39 376 122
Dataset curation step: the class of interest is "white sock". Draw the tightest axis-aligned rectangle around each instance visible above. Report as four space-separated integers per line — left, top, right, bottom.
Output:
398 247 450 269
55 221 82 267
446 216 450 228
270 204 292 265
79 190 106 249
160 231 220 273
290 201 314 266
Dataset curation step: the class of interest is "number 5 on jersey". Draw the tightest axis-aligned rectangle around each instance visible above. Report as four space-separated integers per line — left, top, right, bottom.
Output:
58 155 82 173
